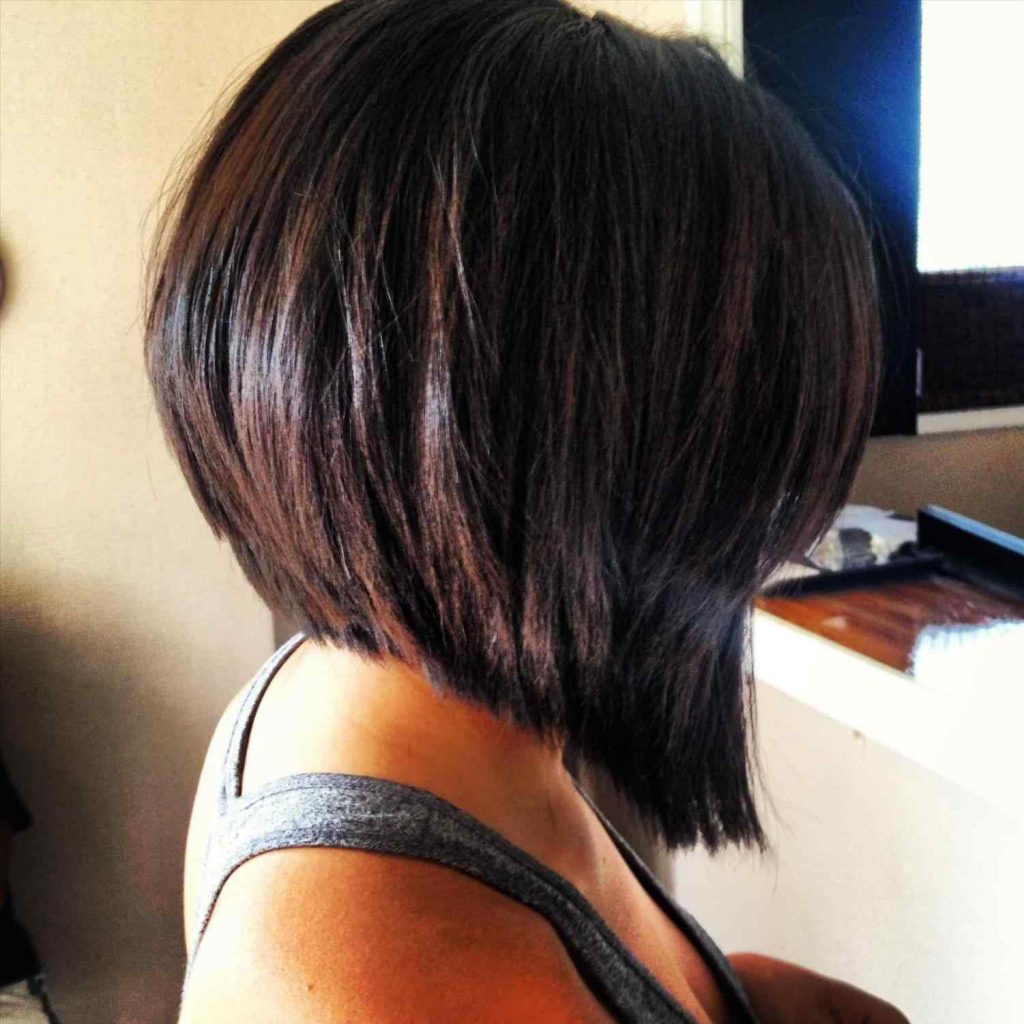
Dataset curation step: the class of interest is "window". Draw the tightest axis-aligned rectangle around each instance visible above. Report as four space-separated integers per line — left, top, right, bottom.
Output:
914 0 1023 423
917 0 1023 274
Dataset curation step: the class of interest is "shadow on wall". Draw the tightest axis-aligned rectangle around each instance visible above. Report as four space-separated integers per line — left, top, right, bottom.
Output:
0 570 225 1024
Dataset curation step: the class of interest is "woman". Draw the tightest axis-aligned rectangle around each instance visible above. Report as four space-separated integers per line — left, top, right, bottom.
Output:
146 1 906 1020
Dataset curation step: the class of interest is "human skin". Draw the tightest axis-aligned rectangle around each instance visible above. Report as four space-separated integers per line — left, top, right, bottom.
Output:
181 639 909 1023
726 954 910 1023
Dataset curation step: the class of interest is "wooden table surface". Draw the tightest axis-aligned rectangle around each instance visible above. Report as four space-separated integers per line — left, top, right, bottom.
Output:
755 573 1024 674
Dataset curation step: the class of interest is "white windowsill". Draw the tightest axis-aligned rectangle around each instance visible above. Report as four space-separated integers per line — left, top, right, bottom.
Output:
751 607 1024 819
917 405 1024 434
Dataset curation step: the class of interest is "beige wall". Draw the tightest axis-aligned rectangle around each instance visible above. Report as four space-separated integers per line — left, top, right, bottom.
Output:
852 428 1024 537
0 2 327 1022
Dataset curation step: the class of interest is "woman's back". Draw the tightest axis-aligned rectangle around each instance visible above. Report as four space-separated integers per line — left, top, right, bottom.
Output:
177 634 757 1023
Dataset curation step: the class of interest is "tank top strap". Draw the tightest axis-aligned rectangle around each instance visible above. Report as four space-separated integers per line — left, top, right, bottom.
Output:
572 781 759 1023
186 633 760 1024
186 632 310 965
215 631 308 817
190 772 705 1023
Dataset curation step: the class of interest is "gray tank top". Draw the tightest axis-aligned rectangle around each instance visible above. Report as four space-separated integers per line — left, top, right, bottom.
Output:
181 632 760 1023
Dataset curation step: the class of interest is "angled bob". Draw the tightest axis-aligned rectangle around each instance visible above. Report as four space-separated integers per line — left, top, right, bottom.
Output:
144 0 880 851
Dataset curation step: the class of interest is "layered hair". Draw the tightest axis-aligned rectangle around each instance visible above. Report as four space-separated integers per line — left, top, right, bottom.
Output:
144 0 880 851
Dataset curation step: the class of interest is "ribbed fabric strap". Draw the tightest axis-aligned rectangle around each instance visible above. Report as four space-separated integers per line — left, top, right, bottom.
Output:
216 630 308 817
182 634 759 1024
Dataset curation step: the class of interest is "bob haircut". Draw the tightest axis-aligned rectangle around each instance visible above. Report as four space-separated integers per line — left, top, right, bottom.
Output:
145 0 880 852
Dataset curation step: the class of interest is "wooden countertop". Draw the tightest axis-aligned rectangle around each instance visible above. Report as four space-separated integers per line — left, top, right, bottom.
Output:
755 572 1024 675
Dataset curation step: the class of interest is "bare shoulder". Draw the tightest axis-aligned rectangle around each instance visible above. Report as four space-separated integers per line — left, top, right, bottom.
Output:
179 841 611 1023
727 953 910 1024
182 682 249 955
179 654 613 1023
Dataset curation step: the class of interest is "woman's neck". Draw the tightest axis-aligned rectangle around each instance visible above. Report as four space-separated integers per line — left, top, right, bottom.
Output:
253 635 605 884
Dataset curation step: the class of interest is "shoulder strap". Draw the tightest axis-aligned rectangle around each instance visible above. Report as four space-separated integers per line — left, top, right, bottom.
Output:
185 633 759 1024
186 632 309 959
571 781 759 1024
216 631 308 817
188 772 700 1023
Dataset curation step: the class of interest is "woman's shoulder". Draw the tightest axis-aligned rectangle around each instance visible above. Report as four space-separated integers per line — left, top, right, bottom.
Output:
180 837 612 1023
179 661 614 1024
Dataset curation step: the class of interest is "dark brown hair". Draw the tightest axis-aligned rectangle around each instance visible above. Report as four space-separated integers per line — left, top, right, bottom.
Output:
144 0 880 851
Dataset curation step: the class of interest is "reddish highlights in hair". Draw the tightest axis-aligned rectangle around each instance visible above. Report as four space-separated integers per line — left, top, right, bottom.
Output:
144 0 880 851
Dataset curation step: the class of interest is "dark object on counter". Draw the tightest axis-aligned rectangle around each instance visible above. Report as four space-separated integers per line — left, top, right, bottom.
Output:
761 551 944 598
762 505 1022 601
917 505 1024 601
756 506 1024 674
